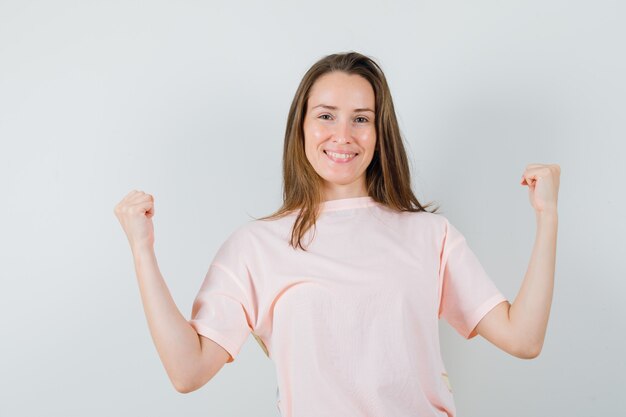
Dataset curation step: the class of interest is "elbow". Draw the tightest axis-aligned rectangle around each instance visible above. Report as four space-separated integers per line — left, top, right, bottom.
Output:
175 386 195 394
527 343 543 359
174 380 197 394
515 342 542 359
171 374 199 394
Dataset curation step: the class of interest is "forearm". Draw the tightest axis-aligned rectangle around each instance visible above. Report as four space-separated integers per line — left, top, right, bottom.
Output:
132 244 202 392
509 210 558 355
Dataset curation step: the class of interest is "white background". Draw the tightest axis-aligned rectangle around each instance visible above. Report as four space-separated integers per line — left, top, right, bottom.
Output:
1 0 624 416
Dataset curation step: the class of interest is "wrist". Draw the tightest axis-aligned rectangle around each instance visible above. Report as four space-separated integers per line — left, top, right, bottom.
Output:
536 209 558 226
131 242 154 259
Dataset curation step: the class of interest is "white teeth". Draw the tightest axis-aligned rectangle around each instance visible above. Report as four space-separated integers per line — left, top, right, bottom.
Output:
326 151 356 159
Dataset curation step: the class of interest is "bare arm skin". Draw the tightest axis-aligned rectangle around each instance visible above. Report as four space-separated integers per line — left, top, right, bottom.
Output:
475 210 558 358
114 190 230 393
132 244 231 392
474 164 560 359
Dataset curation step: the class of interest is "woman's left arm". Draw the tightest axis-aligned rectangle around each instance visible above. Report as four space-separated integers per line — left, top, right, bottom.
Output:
475 163 561 359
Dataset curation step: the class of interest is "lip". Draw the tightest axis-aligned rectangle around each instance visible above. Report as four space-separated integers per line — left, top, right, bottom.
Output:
325 149 358 154
323 149 358 163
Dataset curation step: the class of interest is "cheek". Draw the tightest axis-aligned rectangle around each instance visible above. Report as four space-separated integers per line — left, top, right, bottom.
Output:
303 133 320 161
360 130 376 152
305 129 328 157
308 125 327 142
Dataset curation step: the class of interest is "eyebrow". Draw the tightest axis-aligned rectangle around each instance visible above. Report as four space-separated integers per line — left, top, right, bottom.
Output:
311 104 375 113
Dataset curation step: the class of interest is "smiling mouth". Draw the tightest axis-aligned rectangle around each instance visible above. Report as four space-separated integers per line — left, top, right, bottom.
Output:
324 150 358 163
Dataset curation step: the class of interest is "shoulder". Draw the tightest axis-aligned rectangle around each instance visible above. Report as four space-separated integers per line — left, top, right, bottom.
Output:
413 210 448 226
390 208 450 234
211 220 261 258
237 215 291 236
223 216 292 247
370 205 449 245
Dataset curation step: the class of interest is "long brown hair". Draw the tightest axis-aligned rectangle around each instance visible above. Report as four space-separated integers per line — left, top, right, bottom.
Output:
254 51 440 250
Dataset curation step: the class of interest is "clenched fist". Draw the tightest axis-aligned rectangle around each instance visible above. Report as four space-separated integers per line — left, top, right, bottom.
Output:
114 190 156 251
520 163 561 214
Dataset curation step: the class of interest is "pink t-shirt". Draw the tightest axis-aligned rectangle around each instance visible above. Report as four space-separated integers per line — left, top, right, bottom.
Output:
188 196 508 416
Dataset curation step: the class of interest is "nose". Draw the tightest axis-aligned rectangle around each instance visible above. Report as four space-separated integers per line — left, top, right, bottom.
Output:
333 119 352 143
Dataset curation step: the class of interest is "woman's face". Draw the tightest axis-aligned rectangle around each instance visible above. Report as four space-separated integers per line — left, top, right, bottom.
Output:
303 71 377 200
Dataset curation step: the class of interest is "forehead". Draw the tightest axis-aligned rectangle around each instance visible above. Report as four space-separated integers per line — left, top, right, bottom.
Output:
307 72 375 108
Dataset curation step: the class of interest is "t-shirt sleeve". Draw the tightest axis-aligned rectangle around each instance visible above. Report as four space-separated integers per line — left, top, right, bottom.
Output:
437 217 508 339
188 227 256 363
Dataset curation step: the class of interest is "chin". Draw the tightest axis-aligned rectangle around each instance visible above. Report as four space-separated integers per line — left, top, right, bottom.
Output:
321 175 359 186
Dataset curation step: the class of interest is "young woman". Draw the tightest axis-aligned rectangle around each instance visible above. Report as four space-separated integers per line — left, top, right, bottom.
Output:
114 51 560 416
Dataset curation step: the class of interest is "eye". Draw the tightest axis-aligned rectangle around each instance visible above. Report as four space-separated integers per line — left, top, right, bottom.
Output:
318 114 332 120
355 116 369 123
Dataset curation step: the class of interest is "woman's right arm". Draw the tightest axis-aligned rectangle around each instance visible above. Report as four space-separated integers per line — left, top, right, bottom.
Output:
131 244 231 393
114 190 231 393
